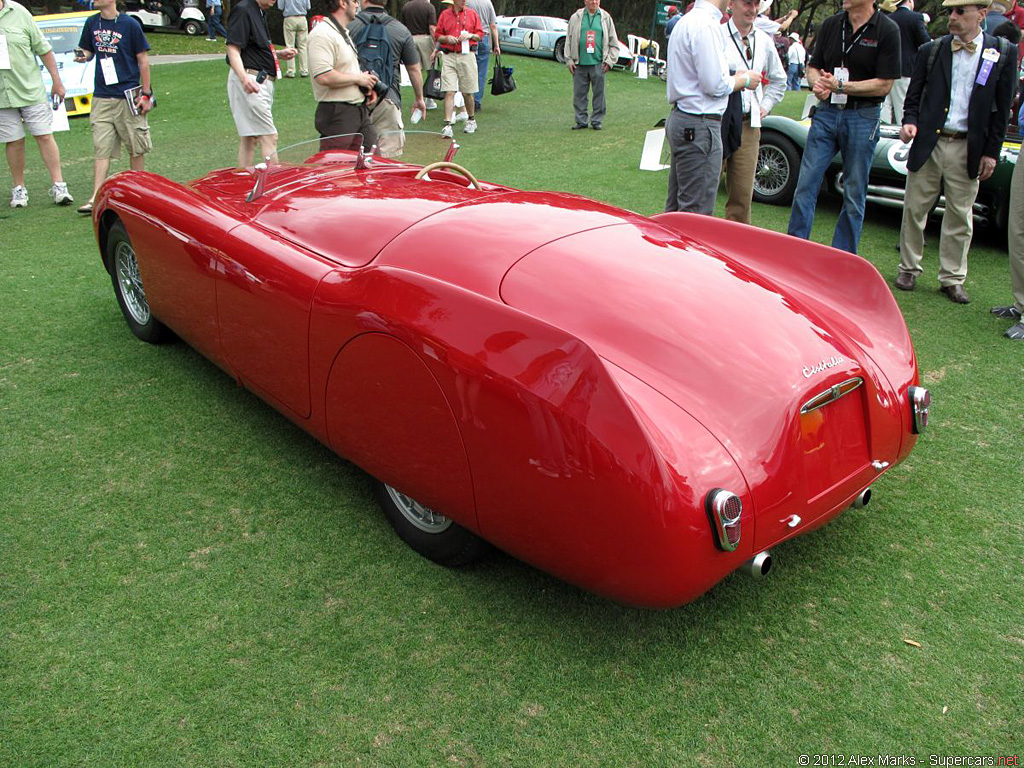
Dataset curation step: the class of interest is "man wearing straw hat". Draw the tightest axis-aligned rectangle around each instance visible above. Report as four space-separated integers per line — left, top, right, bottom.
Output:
894 0 1017 304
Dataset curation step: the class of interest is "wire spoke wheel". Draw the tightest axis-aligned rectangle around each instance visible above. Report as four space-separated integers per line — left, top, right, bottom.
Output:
115 240 151 326
385 484 453 534
755 144 790 198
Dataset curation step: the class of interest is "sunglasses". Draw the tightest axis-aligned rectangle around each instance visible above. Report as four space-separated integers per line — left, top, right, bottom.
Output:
946 6 979 13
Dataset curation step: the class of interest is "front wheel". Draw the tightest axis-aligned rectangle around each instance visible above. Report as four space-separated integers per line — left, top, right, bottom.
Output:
554 38 566 64
373 481 489 567
106 220 170 343
183 19 203 36
753 132 801 206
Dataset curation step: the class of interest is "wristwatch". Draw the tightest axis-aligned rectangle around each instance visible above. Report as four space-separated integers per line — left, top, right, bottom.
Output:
141 90 153 98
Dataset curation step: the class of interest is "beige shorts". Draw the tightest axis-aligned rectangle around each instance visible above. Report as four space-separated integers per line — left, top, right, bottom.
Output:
227 70 277 137
413 34 435 73
91 96 152 159
440 52 478 94
0 102 54 142
371 98 405 159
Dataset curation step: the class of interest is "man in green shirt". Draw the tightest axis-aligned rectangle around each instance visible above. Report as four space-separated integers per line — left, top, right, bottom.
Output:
0 0 74 207
565 0 619 130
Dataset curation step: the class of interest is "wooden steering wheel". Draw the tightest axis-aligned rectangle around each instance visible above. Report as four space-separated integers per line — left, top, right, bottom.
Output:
414 161 483 190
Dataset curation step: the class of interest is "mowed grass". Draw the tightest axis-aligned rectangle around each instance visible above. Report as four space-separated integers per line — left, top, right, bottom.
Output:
1 51 1021 766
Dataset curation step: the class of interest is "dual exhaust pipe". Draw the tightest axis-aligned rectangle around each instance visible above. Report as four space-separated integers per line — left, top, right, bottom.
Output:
740 486 872 580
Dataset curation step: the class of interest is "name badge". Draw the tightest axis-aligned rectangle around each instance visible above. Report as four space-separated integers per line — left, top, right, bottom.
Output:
0 35 10 70
750 88 762 128
461 39 470 54
982 46 1000 62
100 57 119 85
586 30 596 54
831 66 849 105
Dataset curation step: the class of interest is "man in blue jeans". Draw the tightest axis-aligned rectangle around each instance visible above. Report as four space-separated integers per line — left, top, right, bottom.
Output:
467 0 499 110
787 0 901 254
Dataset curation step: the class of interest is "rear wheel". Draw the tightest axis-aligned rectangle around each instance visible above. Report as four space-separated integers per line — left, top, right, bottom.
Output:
373 480 489 567
554 38 566 64
753 132 801 206
106 220 170 343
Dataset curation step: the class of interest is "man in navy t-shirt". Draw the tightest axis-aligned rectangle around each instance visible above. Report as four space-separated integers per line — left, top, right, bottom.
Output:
75 0 153 215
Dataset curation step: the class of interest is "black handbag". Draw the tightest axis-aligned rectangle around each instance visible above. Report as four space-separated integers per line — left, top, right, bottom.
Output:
424 64 444 101
490 54 516 96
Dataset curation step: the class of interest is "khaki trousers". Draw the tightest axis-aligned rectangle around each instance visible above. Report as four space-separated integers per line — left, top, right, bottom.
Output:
898 136 978 286
283 16 308 76
723 120 760 224
1009 149 1024 313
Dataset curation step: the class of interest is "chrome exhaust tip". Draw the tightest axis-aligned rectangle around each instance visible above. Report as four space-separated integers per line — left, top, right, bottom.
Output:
852 487 872 509
743 550 772 579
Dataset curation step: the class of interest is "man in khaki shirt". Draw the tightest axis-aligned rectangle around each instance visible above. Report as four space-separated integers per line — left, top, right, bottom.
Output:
307 0 380 150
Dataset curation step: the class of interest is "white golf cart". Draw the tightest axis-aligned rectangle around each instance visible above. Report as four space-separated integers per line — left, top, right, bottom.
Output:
125 0 207 36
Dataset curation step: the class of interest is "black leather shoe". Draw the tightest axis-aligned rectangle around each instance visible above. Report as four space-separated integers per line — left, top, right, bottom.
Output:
940 284 971 304
894 272 916 291
591 124 602 130
572 123 588 130
991 305 1022 319
1006 322 1024 340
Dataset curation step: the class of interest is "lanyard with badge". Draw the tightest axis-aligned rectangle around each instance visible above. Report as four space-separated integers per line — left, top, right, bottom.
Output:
95 16 120 85
832 13 869 105
729 24 762 127
585 11 598 56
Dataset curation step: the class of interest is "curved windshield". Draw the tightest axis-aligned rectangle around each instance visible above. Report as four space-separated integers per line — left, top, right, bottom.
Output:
248 131 461 201
269 130 457 168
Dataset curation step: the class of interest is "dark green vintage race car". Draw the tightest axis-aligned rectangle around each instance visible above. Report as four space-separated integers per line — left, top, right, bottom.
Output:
754 115 1021 232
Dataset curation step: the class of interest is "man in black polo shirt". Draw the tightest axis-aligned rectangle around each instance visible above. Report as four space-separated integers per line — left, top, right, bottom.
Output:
225 0 296 167
787 0 901 254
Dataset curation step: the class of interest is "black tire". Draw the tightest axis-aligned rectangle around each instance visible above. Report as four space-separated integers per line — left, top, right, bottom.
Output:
373 480 490 567
106 220 170 344
753 131 801 206
183 19 203 36
554 37 566 64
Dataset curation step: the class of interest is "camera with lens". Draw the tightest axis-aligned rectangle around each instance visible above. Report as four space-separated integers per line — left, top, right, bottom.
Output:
360 70 389 101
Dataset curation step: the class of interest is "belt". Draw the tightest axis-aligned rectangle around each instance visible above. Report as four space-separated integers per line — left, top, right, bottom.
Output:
826 99 880 111
439 47 478 54
938 129 967 140
245 68 275 81
675 108 722 121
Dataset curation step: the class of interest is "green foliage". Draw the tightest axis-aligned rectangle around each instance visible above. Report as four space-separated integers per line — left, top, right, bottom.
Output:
1 54 1021 765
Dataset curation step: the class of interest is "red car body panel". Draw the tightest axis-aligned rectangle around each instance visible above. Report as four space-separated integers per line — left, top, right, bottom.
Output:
93 156 922 608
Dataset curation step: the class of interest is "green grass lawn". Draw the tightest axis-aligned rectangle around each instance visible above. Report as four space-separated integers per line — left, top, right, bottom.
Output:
2 53 1021 765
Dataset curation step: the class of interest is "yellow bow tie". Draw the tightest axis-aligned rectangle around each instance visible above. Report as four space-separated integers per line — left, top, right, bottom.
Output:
951 38 977 54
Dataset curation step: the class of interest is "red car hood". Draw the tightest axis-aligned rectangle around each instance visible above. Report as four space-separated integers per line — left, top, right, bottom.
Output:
499 218 888 480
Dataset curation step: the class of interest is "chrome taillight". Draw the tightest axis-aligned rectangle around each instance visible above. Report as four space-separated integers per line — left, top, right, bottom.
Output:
706 489 742 552
909 386 931 434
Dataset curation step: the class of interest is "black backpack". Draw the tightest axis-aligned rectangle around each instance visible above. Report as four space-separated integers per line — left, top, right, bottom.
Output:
352 14 395 94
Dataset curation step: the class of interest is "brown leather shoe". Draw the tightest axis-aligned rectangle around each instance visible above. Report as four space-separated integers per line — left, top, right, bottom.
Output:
894 272 916 291
940 284 971 304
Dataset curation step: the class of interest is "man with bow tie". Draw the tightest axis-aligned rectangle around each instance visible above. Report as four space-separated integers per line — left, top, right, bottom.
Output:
894 0 1018 304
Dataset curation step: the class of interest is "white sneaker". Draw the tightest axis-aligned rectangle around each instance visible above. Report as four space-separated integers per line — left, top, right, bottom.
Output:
10 185 28 208
441 123 454 139
454 109 469 123
50 182 74 205
425 98 437 110
463 119 477 134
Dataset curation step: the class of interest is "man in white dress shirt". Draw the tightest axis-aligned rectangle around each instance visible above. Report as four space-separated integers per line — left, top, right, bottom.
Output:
664 0 762 214
894 0 1017 304
722 0 787 223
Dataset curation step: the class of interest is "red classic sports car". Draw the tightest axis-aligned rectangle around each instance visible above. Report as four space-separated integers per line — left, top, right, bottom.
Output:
92 133 930 608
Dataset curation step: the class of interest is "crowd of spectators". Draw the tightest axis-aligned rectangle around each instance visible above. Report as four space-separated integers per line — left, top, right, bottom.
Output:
2 0 1023 336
